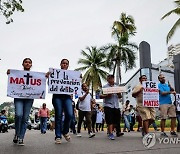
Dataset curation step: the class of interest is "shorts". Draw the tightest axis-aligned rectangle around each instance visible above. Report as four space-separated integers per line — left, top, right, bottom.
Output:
136 106 156 121
104 107 120 125
159 104 176 119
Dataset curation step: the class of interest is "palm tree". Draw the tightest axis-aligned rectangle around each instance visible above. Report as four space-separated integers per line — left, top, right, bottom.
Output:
102 13 138 84
103 33 138 84
161 0 180 43
112 12 136 37
75 46 109 97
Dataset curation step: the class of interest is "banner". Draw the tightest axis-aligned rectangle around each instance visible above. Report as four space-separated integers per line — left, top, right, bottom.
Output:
176 94 180 111
48 68 81 95
142 81 159 107
102 86 126 94
7 70 46 99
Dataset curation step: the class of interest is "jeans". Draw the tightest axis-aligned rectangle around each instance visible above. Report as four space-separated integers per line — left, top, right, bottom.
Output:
52 95 73 138
40 117 48 133
14 98 33 139
123 114 130 131
177 113 180 131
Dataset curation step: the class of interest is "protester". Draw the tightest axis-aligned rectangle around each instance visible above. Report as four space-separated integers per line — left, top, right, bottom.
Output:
91 100 98 133
96 106 103 132
7 58 35 145
129 105 135 131
158 74 178 137
76 83 95 138
70 95 77 134
122 100 131 132
132 75 156 136
48 59 73 144
100 74 124 140
38 103 50 134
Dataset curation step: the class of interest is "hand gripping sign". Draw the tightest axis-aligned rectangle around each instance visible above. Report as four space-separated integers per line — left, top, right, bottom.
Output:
142 81 159 108
7 69 46 99
48 68 81 95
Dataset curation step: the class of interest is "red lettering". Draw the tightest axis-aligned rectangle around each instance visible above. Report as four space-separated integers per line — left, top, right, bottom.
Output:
30 79 37 85
19 78 25 84
144 100 159 107
10 77 19 84
37 79 41 86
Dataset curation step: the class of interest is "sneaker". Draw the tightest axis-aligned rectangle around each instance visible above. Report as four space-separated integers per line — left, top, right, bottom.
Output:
55 138 61 144
89 132 95 138
170 131 178 137
13 135 18 143
160 132 168 137
18 139 24 146
76 133 82 137
108 133 115 140
63 133 71 142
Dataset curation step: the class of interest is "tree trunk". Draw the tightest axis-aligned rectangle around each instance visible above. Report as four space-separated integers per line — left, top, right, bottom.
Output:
116 60 121 85
91 80 94 98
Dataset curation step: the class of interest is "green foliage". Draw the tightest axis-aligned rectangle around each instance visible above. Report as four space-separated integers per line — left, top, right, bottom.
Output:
161 0 180 43
101 13 138 84
7 116 14 124
75 46 109 96
0 0 24 24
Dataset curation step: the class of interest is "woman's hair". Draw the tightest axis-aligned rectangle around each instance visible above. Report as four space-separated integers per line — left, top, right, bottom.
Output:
60 59 69 64
22 58 32 64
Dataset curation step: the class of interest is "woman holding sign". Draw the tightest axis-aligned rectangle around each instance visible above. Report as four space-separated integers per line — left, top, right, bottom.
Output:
7 58 34 146
49 59 73 144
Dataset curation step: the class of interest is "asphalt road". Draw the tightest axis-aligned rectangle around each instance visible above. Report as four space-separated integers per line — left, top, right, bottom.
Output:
0 129 180 154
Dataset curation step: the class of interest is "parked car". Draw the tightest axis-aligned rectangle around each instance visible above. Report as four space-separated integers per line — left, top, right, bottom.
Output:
8 119 32 130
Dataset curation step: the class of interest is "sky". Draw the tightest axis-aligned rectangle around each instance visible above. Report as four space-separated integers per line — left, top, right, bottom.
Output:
0 0 180 110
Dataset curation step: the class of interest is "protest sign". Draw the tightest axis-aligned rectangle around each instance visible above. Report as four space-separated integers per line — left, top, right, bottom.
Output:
142 81 159 107
7 69 46 99
176 94 180 111
48 68 81 95
102 86 126 94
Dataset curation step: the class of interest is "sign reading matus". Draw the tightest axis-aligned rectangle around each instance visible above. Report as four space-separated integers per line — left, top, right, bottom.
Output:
48 68 81 95
7 70 46 99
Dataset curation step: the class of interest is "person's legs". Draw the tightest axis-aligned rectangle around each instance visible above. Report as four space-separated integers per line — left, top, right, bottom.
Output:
14 98 24 138
77 110 84 133
43 117 48 133
40 117 44 133
52 97 63 139
177 113 180 132
62 97 73 135
143 120 149 134
19 99 33 140
91 112 96 133
123 115 130 131
161 119 166 132
170 117 176 132
85 111 92 134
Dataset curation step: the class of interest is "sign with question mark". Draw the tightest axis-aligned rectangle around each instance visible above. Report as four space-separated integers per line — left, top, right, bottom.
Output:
48 68 81 95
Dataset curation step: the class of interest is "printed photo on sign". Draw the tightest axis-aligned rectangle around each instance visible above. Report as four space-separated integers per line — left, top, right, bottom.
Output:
48 68 81 95
176 94 180 111
142 81 159 107
7 69 46 99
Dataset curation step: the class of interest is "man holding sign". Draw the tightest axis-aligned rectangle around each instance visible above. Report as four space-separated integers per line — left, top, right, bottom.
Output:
158 74 177 137
132 75 156 136
100 74 123 140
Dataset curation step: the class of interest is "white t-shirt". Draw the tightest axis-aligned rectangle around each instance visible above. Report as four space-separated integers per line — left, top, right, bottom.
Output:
79 91 92 111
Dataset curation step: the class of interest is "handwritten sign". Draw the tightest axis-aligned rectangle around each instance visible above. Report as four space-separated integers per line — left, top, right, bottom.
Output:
102 86 126 94
176 94 180 111
48 68 81 95
143 81 159 107
7 70 46 99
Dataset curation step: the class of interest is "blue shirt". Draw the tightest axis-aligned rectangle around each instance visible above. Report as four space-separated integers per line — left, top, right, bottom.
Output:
158 83 172 105
101 83 120 109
